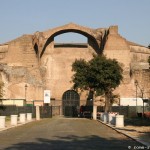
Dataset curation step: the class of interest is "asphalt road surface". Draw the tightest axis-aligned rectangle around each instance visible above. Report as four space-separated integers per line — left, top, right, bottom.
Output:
0 117 143 150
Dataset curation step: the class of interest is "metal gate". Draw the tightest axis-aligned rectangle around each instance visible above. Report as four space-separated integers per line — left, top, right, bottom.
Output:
62 90 80 117
40 106 52 118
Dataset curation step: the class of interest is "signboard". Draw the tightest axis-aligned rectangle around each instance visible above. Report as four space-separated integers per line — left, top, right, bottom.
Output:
44 90 50 103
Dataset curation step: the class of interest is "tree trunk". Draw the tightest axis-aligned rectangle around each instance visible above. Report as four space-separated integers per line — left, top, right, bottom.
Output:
86 89 94 106
104 92 111 113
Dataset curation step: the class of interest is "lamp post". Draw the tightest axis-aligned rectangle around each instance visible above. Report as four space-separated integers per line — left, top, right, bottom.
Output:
141 88 144 116
25 84 28 105
134 80 138 113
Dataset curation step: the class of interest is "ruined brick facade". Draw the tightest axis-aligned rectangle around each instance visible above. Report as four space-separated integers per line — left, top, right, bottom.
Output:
0 23 149 106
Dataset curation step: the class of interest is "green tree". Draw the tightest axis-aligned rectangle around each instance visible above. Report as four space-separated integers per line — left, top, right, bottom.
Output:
72 55 123 112
72 59 89 90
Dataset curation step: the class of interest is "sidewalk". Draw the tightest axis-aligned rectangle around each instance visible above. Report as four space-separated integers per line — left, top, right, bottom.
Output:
0 119 36 132
98 120 150 147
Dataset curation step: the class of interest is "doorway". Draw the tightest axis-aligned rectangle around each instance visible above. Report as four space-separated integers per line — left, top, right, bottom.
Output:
62 90 80 117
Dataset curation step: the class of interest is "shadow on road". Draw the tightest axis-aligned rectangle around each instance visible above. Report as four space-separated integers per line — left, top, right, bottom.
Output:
4 134 143 150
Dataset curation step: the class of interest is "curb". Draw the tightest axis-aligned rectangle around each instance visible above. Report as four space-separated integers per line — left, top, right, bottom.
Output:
97 119 150 147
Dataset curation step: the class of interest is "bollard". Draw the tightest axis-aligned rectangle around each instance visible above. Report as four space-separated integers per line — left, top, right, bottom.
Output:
11 115 18 126
111 116 116 125
100 112 104 121
93 105 97 120
19 113 26 123
115 115 124 127
108 112 118 125
36 106 40 120
108 113 115 124
0 116 6 128
27 113 32 121
103 113 108 123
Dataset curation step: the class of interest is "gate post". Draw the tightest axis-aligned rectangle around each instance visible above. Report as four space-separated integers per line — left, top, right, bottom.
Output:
27 113 32 121
11 115 18 126
59 105 63 116
19 113 26 123
115 115 124 127
93 105 97 120
36 106 40 120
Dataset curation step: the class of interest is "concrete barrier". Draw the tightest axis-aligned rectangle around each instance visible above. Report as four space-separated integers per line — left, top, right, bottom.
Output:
36 106 40 120
103 113 108 123
111 116 116 125
108 112 118 125
27 113 32 121
0 116 6 128
108 113 115 124
115 115 124 127
11 115 18 126
93 106 97 120
19 113 26 123
100 112 104 121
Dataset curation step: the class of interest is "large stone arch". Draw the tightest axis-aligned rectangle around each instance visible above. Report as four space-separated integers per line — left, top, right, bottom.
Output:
35 23 108 100
40 23 106 57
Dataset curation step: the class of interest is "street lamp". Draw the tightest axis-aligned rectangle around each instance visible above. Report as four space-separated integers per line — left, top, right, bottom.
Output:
134 80 138 113
25 84 28 105
141 88 144 116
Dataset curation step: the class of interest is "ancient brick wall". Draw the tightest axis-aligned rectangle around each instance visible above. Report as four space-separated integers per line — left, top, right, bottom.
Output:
0 35 43 101
41 44 96 100
0 23 149 106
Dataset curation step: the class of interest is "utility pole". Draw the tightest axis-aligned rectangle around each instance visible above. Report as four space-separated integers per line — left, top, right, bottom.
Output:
141 89 144 116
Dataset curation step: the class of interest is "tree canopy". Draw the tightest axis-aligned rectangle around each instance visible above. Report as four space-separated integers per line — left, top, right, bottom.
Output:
72 55 123 112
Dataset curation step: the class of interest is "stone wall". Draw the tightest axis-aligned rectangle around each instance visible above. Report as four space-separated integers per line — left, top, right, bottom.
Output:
0 23 149 106
41 44 96 100
0 35 44 101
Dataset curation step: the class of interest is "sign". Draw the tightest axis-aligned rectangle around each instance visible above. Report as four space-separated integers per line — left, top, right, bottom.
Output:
44 90 50 103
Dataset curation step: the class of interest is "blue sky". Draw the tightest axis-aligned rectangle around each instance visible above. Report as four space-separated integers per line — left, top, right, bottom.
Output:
0 0 149 46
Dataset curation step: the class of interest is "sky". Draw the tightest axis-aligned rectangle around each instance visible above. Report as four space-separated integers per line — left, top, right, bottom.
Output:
0 0 150 46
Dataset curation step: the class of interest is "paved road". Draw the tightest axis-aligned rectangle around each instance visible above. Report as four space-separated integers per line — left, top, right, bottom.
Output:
0 117 143 150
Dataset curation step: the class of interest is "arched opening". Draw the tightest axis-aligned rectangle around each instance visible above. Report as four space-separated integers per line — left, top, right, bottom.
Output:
54 32 88 48
62 90 80 117
40 29 100 57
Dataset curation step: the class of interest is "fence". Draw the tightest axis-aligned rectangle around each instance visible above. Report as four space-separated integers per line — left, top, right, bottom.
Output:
52 106 61 116
0 105 150 118
0 106 53 118
97 106 150 118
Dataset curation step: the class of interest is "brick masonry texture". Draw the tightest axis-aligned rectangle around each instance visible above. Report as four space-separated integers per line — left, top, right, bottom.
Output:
0 23 149 105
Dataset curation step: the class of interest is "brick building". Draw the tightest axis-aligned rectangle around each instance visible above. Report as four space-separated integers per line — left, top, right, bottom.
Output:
0 23 149 107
